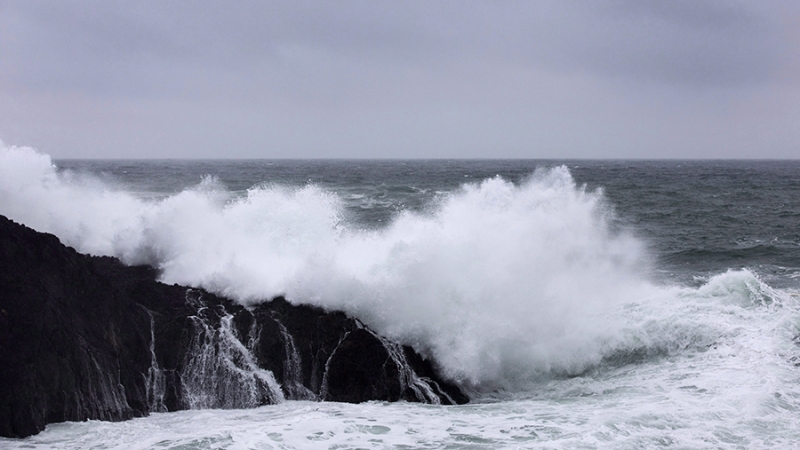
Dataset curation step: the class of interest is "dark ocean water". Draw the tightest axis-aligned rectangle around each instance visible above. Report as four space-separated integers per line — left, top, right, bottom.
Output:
4 149 800 448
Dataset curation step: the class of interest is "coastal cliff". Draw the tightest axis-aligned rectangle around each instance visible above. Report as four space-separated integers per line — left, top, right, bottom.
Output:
0 215 466 438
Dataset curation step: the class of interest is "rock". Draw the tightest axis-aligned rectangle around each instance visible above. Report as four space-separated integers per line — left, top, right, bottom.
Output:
0 216 153 438
0 215 467 438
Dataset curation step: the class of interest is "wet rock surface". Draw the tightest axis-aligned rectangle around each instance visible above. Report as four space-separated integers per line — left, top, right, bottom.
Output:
0 216 467 438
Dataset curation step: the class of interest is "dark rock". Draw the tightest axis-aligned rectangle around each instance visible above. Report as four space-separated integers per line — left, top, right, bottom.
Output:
323 328 403 402
0 215 467 438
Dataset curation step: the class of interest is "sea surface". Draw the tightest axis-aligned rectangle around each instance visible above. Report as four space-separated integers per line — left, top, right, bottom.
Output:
2 143 800 449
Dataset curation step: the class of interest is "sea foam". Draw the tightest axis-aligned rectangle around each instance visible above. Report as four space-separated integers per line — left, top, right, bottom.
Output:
3 141 782 391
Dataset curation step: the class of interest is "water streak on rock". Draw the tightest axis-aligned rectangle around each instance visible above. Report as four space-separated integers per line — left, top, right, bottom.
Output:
142 307 167 412
274 318 316 400
181 294 284 409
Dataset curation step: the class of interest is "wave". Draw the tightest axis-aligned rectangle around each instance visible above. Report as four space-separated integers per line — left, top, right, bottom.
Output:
2 141 796 392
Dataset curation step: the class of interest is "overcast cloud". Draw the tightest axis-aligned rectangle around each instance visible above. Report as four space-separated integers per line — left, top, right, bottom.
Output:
1 0 799 158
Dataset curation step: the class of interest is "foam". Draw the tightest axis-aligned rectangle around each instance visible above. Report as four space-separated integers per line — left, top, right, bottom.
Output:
3 140 790 391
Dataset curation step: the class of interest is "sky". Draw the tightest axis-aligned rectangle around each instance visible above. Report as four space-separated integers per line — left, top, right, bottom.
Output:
1 0 799 159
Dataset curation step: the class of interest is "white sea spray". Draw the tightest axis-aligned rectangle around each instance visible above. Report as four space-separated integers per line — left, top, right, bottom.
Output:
1 142 656 389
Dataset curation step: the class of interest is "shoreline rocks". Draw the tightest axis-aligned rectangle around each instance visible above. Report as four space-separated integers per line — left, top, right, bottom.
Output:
0 215 467 438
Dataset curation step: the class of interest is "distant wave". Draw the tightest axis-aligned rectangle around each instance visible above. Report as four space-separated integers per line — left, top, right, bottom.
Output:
3 140 795 393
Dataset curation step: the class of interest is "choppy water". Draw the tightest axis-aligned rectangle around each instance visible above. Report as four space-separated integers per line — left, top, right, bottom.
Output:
2 142 800 449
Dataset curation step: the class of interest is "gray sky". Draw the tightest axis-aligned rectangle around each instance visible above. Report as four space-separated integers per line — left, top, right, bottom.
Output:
1 0 799 159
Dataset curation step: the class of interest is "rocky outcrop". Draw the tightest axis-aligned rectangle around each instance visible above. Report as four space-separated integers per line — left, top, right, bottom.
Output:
0 216 467 438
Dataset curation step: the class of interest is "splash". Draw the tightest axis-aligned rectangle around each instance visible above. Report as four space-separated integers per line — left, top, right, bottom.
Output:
6 141 783 391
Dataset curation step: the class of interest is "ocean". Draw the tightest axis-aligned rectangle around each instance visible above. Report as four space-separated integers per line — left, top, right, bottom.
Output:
2 143 800 449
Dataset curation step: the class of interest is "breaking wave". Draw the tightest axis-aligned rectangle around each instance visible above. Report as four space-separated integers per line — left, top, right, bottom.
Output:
2 141 794 392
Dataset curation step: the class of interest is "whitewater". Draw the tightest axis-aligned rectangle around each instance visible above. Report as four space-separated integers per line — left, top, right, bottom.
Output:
2 140 800 448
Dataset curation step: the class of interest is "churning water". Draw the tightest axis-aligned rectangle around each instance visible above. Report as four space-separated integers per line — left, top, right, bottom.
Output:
2 141 800 448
